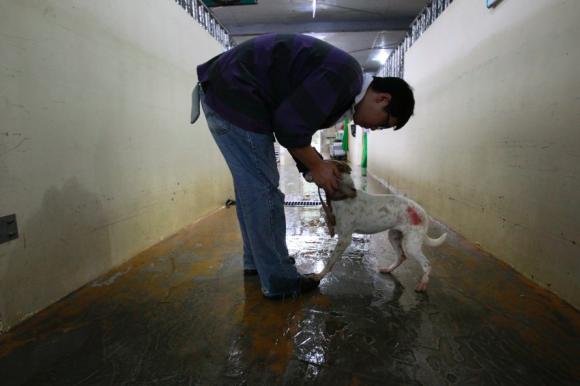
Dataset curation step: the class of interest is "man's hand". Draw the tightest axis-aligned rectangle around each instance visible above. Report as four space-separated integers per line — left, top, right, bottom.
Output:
309 160 341 193
288 146 341 193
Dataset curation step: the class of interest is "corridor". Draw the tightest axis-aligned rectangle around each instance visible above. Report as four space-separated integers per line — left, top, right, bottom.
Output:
1 1 579 385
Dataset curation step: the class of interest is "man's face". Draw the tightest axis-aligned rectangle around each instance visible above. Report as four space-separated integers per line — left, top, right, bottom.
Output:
353 88 398 130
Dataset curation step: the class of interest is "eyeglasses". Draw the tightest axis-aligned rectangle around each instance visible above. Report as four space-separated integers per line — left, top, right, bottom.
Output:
378 111 398 131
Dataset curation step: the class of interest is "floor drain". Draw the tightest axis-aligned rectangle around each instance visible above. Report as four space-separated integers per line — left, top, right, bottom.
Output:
284 200 321 207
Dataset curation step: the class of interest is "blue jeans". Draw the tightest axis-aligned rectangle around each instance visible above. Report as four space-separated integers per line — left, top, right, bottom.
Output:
201 95 301 298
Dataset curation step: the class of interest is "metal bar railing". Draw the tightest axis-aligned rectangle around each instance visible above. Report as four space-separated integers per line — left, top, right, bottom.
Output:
173 0 234 49
379 0 453 77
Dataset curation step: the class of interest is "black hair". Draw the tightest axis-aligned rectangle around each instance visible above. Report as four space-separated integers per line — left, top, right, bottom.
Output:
369 77 415 130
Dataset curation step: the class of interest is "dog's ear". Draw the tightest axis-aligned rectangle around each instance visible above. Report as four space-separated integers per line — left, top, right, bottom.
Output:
331 160 352 174
339 161 352 174
325 174 357 201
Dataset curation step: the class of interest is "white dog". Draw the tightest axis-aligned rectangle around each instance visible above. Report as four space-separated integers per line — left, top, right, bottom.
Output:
308 162 447 292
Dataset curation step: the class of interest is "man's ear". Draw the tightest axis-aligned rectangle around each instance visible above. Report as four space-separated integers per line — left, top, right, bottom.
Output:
375 92 392 107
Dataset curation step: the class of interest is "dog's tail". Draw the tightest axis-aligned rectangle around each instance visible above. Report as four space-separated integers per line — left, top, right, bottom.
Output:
423 232 447 247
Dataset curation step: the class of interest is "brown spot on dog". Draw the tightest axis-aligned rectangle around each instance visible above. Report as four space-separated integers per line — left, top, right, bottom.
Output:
406 207 422 225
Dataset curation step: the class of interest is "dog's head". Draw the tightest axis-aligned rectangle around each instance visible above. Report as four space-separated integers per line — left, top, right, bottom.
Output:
326 161 357 201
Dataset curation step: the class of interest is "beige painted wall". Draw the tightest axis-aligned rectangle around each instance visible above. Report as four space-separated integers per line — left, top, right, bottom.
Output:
346 124 364 168
369 0 580 308
0 0 233 331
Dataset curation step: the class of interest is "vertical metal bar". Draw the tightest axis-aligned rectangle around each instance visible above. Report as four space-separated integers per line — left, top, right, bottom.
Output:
398 48 402 77
415 19 420 41
433 0 439 21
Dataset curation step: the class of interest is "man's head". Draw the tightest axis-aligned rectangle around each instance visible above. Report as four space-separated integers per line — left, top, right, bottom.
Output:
353 77 415 131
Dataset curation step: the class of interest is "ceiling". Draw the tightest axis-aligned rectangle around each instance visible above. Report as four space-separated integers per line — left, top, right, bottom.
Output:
209 0 429 74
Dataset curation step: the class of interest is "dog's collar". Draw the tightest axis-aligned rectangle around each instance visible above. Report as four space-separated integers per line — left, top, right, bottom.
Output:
318 187 336 237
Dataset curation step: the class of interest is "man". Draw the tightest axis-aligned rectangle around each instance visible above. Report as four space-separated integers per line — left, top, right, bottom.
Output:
193 33 414 299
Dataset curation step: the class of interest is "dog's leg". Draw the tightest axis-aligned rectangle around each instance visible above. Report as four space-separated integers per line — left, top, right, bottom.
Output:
401 231 432 292
379 230 407 274
315 233 352 280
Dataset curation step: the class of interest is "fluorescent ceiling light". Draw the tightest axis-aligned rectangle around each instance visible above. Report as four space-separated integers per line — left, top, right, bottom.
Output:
373 49 391 64
312 0 317 18
304 32 327 41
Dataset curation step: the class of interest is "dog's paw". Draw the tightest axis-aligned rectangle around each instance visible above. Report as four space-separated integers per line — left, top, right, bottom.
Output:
414 282 428 292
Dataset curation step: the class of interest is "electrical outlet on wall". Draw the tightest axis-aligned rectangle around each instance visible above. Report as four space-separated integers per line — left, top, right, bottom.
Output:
0 214 19 244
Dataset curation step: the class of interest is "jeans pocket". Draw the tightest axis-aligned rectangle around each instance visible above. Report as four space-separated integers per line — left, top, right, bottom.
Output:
207 114 232 136
202 100 232 137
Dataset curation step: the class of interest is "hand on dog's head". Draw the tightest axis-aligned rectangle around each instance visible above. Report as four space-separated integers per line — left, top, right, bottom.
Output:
303 160 357 200
325 161 357 201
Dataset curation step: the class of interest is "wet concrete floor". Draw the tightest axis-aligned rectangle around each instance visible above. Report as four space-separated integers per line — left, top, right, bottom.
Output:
1 151 580 385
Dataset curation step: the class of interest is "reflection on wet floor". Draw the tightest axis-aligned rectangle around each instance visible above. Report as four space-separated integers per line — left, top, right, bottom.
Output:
1 150 579 385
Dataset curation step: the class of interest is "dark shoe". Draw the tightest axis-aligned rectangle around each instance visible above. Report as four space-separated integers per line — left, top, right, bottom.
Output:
299 275 320 294
243 269 258 276
262 276 320 300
